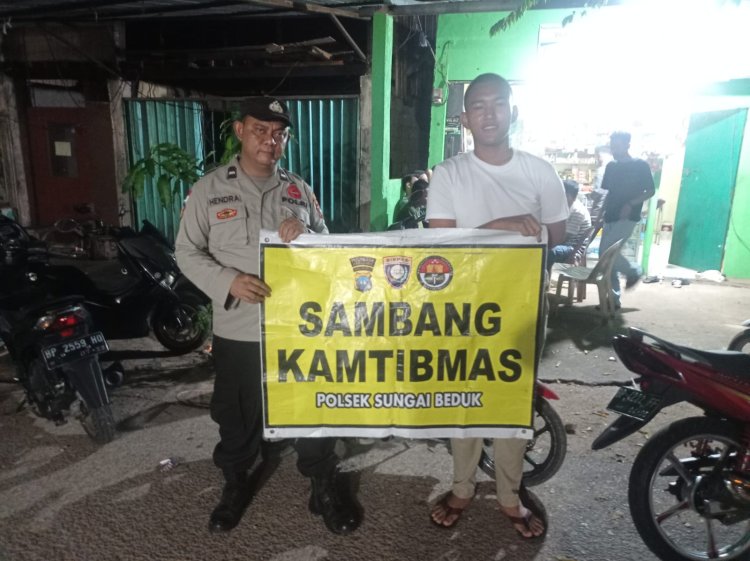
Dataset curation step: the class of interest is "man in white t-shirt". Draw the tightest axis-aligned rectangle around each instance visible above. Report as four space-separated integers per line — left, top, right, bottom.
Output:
426 73 568 538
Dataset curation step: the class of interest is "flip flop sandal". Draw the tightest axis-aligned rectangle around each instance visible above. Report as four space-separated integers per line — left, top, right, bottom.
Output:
514 484 548 539
504 510 545 540
430 493 467 529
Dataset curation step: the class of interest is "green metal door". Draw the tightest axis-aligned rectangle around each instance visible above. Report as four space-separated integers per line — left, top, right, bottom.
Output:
670 108 747 271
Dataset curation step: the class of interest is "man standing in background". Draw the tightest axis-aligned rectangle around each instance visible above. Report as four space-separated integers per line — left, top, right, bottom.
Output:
599 131 656 308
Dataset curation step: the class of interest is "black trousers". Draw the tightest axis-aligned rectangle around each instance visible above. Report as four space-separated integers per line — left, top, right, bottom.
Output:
210 335 338 481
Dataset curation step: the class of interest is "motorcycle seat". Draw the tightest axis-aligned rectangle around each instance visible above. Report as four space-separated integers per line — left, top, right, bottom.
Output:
629 328 750 382
83 264 141 297
684 348 750 381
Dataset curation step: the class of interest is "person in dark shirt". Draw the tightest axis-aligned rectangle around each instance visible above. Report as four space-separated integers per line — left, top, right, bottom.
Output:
390 179 429 229
599 131 655 308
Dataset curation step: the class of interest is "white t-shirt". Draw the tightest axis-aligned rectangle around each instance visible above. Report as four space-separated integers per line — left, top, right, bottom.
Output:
426 150 569 229
564 198 592 246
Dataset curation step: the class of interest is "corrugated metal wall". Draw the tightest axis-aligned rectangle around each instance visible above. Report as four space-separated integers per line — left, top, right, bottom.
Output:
123 100 204 241
123 97 360 240
284 98 360 233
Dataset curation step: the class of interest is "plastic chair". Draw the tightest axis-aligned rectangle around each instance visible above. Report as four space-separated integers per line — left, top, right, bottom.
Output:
554 238 625 319
561 225 595 302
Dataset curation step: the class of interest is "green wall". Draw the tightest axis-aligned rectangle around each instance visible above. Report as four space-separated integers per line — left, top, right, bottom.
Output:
370 13 394 231
428 9 571 167
724 113 750 278
701 83 750 278
674 90 750 278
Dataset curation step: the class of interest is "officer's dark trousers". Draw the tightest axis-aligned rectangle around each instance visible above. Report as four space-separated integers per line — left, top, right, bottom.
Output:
210 335 338 481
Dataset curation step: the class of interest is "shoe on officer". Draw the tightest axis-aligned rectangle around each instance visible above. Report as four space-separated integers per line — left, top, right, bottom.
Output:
208 471 253 533
308 468 361 535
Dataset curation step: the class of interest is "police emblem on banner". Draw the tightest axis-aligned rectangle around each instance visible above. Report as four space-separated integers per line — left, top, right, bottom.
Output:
417 255 453 291
350 256 376 292
383 256 412 289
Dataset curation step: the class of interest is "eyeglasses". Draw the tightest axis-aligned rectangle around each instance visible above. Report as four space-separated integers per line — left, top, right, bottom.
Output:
250 125 289 143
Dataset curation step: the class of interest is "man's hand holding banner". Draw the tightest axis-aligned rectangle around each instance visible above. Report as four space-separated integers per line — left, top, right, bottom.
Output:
260 229 546 440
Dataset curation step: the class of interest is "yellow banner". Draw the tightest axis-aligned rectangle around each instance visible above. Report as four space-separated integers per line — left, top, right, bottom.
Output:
261 229 545 439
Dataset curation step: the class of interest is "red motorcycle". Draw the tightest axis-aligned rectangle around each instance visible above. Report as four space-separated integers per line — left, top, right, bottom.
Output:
592 327 750 561
728 319 750 354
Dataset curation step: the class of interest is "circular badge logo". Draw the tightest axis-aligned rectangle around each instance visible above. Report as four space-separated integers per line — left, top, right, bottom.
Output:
287 184 302 199
417 256 453 291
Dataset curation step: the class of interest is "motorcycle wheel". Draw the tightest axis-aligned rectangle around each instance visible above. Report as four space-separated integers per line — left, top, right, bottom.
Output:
152 292 210 354
79 402 116 444
628 416 750 561
477 398 567 487
728 329 750 354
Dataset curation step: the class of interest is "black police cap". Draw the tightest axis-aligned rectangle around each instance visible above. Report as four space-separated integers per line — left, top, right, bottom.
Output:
237 97 291 127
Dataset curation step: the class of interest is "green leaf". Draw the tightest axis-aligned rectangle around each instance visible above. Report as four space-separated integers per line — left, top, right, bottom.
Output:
131 169 146 199
161 161 179 177
124 142 203 209
122 171 134 194
490 0 548 36
157 174 172 207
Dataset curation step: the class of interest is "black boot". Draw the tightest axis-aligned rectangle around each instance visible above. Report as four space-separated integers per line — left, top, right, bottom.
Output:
208 472 252 533
308 469 361 535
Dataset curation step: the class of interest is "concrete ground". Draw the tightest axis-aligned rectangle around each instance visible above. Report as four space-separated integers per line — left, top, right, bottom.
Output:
0 274 748 561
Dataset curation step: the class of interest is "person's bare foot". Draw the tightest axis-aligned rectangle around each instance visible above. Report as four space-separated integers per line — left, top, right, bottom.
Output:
498 502 545 538
430 493 472 528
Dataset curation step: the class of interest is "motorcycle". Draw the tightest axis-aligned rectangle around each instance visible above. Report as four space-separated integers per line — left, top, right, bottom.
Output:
28 217 210 353
88 220 211 353
728 319 750 353
478 381 567 486
0 221 117 443
592 327 750 561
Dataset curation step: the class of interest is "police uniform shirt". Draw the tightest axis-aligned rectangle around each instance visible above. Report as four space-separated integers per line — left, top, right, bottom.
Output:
175 157 327 342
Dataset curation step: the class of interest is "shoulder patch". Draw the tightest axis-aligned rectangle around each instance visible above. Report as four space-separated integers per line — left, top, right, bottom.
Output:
227 166 237 180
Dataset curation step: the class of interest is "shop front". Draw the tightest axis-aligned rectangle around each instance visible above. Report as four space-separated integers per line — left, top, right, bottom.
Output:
427 3 750 279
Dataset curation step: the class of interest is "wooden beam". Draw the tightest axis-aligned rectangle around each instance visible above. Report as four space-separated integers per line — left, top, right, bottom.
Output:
384 1 522 16
123 37 338 60
310 46 333 61
118 61 368 80
0 0 132 18
328 14 367 62
239 0 367 20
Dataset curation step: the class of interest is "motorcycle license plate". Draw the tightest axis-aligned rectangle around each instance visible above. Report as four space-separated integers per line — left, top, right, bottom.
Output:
41 332 109 369
606 386 662 421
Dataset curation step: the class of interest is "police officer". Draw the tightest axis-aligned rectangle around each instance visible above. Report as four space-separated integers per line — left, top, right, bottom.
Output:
175 97 361 535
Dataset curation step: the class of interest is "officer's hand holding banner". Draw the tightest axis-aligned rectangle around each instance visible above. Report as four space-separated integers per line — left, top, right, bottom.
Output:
260 228 546 440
